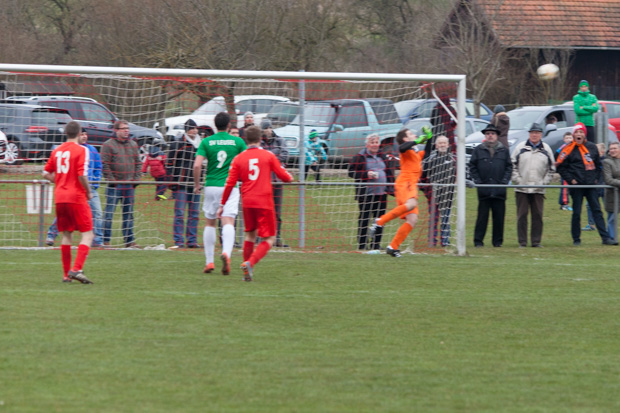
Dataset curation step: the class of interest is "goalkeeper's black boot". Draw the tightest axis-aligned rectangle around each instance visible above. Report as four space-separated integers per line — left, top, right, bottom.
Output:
386 246 402 258
68 270 94 284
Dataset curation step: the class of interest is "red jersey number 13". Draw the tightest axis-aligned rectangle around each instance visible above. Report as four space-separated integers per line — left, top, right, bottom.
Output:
55 151 71 174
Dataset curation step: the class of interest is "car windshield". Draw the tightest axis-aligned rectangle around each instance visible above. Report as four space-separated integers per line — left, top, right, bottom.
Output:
290 104 336 126
192 99 226 116
394 100 423 118
508 109 546 130
404 119 432 136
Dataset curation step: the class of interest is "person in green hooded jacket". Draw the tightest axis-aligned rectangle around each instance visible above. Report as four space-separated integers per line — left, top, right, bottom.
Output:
573 80 599 140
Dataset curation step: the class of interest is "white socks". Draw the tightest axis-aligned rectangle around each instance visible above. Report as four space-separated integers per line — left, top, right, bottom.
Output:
203 226 216 264
222 224 235 258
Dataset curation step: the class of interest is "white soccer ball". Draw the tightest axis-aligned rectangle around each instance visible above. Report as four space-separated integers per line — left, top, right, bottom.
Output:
537 63 559 81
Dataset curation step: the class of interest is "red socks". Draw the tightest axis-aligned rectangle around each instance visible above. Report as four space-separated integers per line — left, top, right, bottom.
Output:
243 241 255 262
71 244 90 272
61 245 72 277
249 241 271 267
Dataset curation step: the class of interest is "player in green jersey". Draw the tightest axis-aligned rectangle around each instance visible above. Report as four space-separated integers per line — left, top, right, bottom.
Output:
193 112 247 275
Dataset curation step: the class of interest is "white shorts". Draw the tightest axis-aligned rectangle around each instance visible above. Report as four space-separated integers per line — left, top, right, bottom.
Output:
202 186 240 219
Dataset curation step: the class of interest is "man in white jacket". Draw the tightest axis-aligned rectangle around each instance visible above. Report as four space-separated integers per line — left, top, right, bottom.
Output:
511 123 555 247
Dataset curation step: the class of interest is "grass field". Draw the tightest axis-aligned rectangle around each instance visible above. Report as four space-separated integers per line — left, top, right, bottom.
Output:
2 245 620 412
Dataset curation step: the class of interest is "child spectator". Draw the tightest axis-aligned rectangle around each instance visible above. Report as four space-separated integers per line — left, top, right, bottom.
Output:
556 132 573 211
142 146 170 200
304 130 327 182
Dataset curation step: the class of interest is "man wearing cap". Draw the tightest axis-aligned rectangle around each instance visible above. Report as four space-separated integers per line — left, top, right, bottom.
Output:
573 80 599 140
468 124 513 247
260 118 289 247
166 119 203 248
557 123 617 246
511 123 555 247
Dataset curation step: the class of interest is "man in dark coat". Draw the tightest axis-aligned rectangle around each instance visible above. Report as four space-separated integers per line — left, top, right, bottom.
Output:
468 124 513 247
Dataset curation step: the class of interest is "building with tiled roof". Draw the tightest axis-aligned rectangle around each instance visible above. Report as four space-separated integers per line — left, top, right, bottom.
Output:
440 0 620 102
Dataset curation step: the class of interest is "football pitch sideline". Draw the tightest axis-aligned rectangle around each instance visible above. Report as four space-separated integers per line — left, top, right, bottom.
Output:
1 248 619 412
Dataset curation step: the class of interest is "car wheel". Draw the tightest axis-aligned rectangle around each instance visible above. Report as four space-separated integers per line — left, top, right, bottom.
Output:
4 141 22 165
137 137 155 164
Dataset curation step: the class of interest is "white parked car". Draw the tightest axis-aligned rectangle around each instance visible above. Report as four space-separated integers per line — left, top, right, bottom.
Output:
156 95 290 139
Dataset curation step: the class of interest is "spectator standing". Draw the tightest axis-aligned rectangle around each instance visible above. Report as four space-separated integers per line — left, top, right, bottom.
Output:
101 120 141 248
46 129 104 248
422 135 456 247
370 128 431 257
167 119 202 248
217 126 294 281
142 146 169 201
556 132 573 211
193 112 247 274
583 143 607 230
348 133 396 251
42 121 94 284
556 123 617 246
491 104 510 148
511 123 555 247
260 118 289 247
603 141 620 241
304 130 327 182
468 124 513 247
573 80 599 141
238 111 254 139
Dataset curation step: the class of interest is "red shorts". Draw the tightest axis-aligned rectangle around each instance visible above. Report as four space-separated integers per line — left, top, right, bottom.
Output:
56 203 93 233
243 207 276 238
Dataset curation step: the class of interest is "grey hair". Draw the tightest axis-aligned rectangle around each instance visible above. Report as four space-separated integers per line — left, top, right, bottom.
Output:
365 133 380 144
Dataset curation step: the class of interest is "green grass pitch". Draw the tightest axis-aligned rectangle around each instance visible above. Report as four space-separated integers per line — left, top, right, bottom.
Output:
1 246 620 412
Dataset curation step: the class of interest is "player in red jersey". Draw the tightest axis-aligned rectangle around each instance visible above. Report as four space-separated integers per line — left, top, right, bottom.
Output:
370 127 431 257
43 121 95 284
217 126 293 281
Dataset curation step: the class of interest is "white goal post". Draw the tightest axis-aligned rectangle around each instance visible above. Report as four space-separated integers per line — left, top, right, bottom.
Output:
0 63 467 255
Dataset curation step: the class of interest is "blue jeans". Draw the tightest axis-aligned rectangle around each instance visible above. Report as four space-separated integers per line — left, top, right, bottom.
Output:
173 188 201 246
103 184 135 244
608 211 617 241
47 189 103 244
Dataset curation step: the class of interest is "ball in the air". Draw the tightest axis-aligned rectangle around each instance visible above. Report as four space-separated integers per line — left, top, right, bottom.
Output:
537 63 559 81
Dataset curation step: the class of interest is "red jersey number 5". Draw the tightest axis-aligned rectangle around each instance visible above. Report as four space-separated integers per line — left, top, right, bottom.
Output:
248 158 259 180
55 151 70 174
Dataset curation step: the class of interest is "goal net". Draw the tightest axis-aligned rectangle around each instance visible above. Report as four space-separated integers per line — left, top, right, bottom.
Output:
0 65 467 255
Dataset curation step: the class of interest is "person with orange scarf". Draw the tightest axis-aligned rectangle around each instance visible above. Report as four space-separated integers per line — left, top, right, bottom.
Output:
556 123 617 246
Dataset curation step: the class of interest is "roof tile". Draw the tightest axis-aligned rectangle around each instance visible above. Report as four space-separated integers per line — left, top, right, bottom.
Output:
474 0 620 48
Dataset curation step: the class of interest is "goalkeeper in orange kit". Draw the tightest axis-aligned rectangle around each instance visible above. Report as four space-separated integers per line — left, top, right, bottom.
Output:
369 126 431 257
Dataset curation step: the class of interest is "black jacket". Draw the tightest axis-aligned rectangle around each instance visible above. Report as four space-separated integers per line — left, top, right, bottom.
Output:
166 138 199 189
468 142 513 200
348 150 395 201
557 141 602 186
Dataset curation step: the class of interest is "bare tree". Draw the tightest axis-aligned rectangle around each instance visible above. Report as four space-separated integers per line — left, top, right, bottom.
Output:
435 0 517 117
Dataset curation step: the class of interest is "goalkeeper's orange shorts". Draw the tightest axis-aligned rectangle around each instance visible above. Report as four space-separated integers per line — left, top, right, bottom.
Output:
395 181 419 217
